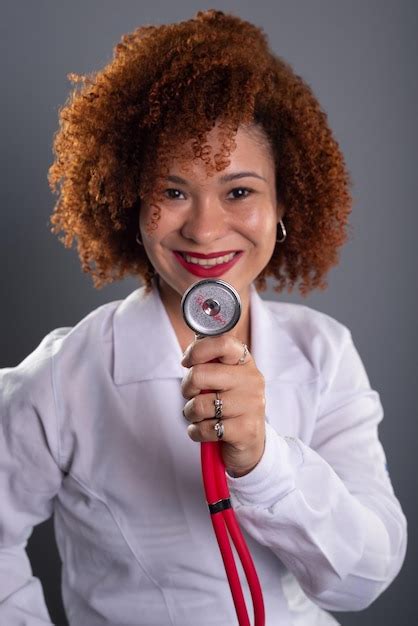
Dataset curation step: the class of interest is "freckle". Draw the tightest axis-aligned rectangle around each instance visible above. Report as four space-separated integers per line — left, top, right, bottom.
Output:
144 217 160 233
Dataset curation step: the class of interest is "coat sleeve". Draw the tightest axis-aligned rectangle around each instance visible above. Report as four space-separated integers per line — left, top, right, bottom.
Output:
0 332 68 625
226 327 407 612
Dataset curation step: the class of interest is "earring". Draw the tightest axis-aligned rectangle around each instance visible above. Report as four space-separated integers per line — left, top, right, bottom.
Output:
276 219 287 243
136 231 143 246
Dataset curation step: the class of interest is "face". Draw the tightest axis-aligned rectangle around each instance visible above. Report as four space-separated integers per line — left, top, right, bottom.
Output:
139 122 283 311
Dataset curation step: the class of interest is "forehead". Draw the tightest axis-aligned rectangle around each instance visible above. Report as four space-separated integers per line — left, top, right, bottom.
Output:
165 123 274 183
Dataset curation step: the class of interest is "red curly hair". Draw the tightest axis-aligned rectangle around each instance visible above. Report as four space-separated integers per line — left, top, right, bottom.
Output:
48 8 353 296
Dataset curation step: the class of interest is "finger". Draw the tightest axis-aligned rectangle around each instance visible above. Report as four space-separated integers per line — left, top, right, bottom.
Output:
187 418 228 443
182 391 241 423
181 362 241 398
181 335 251 367
181 359 265 400
186 414 263 445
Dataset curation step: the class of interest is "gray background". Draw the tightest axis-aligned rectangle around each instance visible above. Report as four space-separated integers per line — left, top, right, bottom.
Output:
1 1 416 624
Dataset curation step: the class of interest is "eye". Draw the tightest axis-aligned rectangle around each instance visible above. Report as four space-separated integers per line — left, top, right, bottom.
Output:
164 188 186 200
229 187 253 200
163 187 254 201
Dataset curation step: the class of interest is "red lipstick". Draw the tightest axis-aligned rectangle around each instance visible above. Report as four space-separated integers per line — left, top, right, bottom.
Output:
173 251 243 278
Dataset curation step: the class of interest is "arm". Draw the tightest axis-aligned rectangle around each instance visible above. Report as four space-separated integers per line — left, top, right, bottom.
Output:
226 328 407 612
0 334 67 624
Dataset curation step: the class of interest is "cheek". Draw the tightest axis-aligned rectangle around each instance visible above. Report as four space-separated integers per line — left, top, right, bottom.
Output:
140 204 162 236
241 208 277 244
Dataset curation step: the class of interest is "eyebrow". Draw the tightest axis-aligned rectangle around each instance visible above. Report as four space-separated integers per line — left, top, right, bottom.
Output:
163 171 267 185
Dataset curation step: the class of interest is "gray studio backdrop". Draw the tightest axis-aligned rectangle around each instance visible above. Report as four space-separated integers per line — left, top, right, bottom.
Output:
1 1 416 625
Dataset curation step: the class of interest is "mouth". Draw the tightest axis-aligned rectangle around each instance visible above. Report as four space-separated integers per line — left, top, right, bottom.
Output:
173 250 243 277
177 250 240 264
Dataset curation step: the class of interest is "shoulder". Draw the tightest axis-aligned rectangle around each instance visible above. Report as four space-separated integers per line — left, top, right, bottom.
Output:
0 295 125 406
265 298 351 339
261 297 353 374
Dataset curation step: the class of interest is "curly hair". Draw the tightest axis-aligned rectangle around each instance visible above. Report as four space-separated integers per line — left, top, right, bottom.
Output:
48 8 353 296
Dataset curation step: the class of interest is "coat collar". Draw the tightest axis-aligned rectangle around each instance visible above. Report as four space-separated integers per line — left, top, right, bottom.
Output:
113 280 314 385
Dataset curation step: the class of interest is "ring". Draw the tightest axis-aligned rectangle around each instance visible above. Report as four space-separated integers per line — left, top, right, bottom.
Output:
214 420 224 440
237 343 248 365
214 391 223 419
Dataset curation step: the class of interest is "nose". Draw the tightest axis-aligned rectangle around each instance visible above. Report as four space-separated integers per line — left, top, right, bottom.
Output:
180 196 227 245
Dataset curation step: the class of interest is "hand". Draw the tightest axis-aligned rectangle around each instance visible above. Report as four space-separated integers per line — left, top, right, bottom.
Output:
180 335 266 477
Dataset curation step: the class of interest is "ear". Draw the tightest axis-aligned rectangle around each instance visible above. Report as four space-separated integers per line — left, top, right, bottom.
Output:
276 201 286 222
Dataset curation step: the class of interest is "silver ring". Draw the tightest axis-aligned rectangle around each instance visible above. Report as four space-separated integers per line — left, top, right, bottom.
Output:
214 391 223 419
237 343 248 365
214 420 224 440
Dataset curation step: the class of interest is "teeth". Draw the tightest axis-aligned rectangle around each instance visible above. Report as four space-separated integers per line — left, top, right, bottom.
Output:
183 252 236 266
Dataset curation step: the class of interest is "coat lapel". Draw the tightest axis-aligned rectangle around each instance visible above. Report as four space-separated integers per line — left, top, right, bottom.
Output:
113 283 186 385
113 281 318 388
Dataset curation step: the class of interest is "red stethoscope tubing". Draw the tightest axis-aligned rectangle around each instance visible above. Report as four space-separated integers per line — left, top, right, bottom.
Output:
200 370 265 626
201 441 265 626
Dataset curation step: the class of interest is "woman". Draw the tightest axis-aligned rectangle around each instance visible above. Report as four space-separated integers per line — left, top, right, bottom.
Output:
0 9 407 626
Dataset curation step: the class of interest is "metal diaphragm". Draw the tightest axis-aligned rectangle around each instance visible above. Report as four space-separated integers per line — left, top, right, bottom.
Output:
181 279 241 337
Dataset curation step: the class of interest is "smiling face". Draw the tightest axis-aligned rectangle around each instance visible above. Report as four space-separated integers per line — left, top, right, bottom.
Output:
139 122 283 314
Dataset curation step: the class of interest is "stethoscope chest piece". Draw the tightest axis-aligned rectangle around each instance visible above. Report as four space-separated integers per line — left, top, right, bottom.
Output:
181 279 241 337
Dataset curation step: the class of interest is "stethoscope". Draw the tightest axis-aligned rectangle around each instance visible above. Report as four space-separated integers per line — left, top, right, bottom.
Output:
181 278 265 626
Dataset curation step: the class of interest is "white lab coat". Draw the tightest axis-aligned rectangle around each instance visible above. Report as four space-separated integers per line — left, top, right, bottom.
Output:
0 282 407 625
